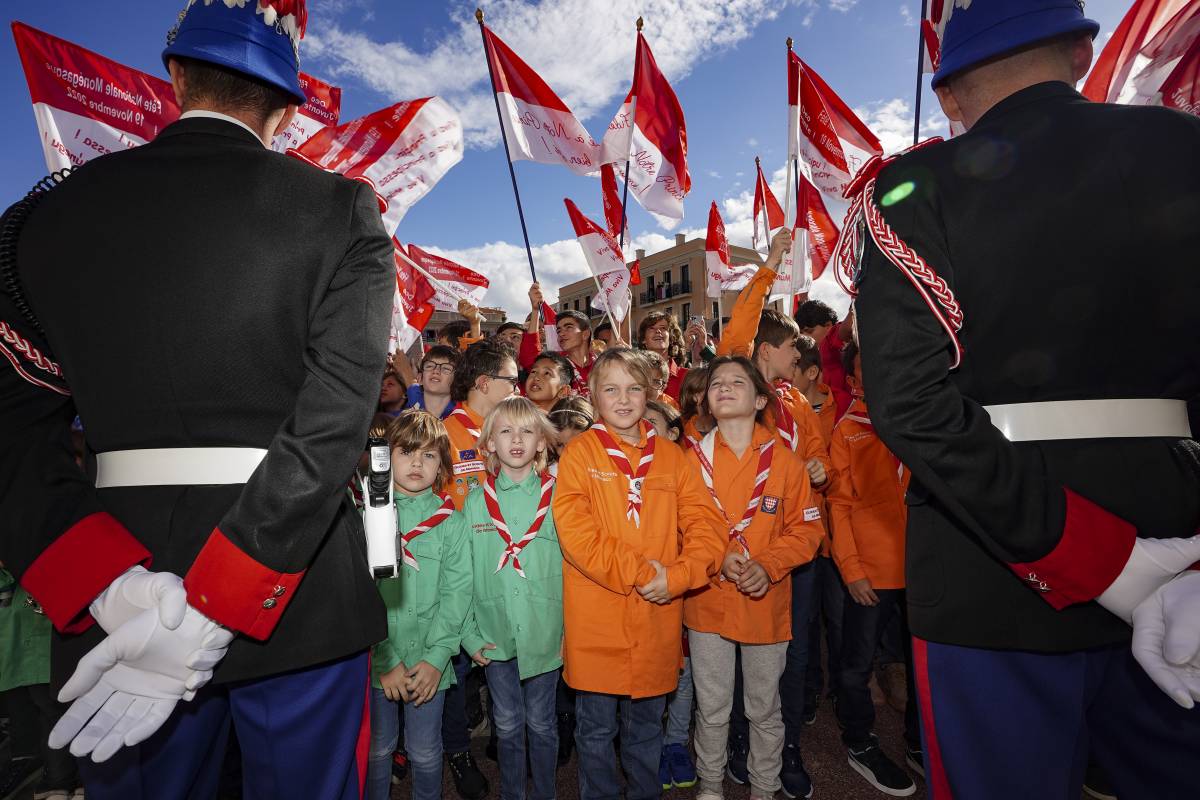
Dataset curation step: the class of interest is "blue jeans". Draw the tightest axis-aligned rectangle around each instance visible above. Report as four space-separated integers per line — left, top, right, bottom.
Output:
837 589 918 749
367 687 445 800
804 555 847 706
664 655 693 745
486 660 559 800
575 691 666 800
441 650 473 753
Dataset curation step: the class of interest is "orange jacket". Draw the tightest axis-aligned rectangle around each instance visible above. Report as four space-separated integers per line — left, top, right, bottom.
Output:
716 266 777 360
769 386 832 485
553 422 727 698
443 403 487 510
809 383 838 555
683 425 825 644
828 399 910 589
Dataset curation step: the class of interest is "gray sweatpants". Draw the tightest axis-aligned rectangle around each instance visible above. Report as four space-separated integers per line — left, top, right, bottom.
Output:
689 630 789 797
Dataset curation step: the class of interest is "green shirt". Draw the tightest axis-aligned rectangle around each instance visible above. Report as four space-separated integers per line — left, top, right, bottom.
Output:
0 570 51 691
460 471 564 680
370 489 472 692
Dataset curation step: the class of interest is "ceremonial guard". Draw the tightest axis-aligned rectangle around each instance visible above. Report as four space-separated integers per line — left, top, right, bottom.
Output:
838 2 1200 798
0 1 394 797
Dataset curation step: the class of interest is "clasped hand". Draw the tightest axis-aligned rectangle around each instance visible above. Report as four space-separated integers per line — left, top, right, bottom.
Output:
379 661 442 706
721 553 771 599
637 560 671 604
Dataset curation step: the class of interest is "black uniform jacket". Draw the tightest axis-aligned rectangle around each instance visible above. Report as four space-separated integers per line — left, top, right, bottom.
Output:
855 82 1200 652
0 116 394 684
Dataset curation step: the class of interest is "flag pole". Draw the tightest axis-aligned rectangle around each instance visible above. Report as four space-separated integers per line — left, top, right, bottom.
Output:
616 16 643 255
913 0 929 146
477 8 538 284
785 38 802 230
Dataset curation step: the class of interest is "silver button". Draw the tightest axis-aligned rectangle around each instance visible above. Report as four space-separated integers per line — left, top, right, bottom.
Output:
272 585 286 598
262 598 277 610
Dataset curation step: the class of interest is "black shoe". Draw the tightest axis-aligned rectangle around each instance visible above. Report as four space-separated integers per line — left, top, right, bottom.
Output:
725 733 749 785
847 738 915 797
1082 761 1117 800
781 740 814 799
905 745 925 779
0 757 44 800
556 713 576 767
447 751 489 800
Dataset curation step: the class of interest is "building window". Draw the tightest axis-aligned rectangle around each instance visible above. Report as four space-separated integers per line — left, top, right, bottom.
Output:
574 299 580 311
712 301 719 319
586 295 592 310
681 264 690 288
563 302 569 312
682 302 690 322
663 269 672 290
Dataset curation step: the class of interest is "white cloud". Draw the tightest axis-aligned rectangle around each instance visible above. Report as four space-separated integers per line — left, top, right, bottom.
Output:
707 170 722 178
854 97 949 155
308 0 802 148
899 4 916 27
746 137 759 147
828 0 859 10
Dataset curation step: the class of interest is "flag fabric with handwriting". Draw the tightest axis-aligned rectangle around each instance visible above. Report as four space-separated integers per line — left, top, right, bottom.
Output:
270 71 341 153
564 198 632 322
797 170 839 282
390 242 436 353
406 244 490 312
601 163 627 239
481 23 600 174
600 32 690 219
752 161 786 255
705 202 756 299
787 51 882 200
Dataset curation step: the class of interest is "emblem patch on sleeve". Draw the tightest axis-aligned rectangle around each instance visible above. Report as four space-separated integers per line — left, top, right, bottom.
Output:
760 495 780 514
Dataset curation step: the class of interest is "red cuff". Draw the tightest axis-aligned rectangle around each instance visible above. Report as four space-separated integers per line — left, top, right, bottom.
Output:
1008 489 1137 611
518 331 542 371
20 512 150 634
184 528 305 641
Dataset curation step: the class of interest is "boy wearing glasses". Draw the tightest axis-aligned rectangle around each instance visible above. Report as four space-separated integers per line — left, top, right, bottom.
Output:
406 345 460 420
444 340 521 511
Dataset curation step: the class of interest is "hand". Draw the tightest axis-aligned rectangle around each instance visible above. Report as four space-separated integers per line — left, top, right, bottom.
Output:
1096 535 1200 624
457 299 480 323
847 578 879 607
1130 571 1200 709
89 566 188 635
684 320 706 348
405 661 441 706
379 662 411 703
722 552 748 583
766 228 793 266
529 282 543 310
592 339 607 355
471 644 497 667
806 458 828 488
49 606 234 762
636 560 670 604
735 560 771 598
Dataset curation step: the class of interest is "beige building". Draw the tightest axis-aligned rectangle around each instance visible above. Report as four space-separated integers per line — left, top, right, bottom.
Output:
555 233 787 341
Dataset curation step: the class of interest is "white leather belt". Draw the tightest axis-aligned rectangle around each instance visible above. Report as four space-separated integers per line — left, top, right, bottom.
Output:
95 447 268 488
983 399 1192 443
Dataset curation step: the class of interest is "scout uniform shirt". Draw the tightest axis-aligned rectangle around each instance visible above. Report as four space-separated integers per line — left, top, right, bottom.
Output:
809 383 838 557
0 570 51 692
371 489 473 692
683 425 825 644
443 403 487 510
460 471 563 681
828 399 911 591
553 421 727 698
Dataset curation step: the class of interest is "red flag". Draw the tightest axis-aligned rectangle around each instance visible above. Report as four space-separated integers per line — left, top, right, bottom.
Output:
600 31 690 219
390 241 435 353
787 51 882 199
600 163 626 239
1161 38 1200 112
752 159 786 253
406 244 490 312
480 23 599 174
797 172 839 281
272 71 342 153
920 0 954 73
705 202 756 299
1083 0 1191 103
629 259 642 286
539 302 560 351
564 198 631 322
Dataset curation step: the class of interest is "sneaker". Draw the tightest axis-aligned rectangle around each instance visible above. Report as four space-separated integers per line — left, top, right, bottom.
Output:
659 747 673 791
847 738 915 797
664 742 697 789
72 789 85 799
446 751 489 800
780 740 814 799
696 791 724 800
725 733 749 785
390 750 408 784
905 745 925 779
1082 761 1117 800
32 784 70 800
0 757 44 799
556 713 575 767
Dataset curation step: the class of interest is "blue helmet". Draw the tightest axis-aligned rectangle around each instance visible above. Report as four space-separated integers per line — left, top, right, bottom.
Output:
162 0 307 105
931 1 1099 88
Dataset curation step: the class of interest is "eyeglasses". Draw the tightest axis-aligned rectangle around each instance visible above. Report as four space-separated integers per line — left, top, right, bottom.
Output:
422 362 454 374
487 373 521 389
651 379 667 389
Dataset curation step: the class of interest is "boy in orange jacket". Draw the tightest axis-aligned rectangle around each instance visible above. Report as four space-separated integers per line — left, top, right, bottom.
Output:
828 341 920 797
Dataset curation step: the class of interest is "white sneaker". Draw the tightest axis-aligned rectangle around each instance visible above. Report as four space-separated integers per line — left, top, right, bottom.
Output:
696 792 724 800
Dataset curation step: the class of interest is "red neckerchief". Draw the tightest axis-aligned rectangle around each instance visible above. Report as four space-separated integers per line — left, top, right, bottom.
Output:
695 430 774 557
590 420 656 527
449 405 481 440
400 493 455 571
483 472 554 578
774 391 799 452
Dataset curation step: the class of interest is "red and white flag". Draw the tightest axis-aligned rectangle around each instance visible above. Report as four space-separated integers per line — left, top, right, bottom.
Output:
1121 3 1200 108
705 202 756 299
13 22 179 172
390 242 436 354
1084 0 1192 103
752 159 786 255
600 163 626 239
921 0 955 73
1160 36 1200 113
271 71 342 153
406 244 490 312
289 97 463 235
481 23 599 174
600 31 690 219
796 170 840 282
564 198 631 322
540 302 560 351
787 51 882 200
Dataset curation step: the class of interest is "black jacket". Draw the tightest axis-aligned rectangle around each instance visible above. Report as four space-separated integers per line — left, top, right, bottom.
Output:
0 116 394 684
855 82 1200 652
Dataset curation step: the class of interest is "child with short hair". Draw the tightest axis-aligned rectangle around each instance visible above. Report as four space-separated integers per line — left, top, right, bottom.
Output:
525 352 576 413
678 365 711 449
445 339 521 510
553 348 727 800
644 400 683 443
547 396 595 474
367 410 473 800
641 351 679 411
461 396 563 800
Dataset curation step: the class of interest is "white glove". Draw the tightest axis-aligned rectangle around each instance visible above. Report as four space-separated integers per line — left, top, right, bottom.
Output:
49 605 234 762
90 566 188 634
1095 535 1200 624
1130 570 1200 709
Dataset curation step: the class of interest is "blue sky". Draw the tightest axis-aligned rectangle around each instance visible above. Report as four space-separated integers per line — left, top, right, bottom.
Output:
1 0 1131 316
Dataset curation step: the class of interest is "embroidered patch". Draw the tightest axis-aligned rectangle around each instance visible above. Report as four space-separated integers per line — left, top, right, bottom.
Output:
760 495 780 514
458 449 477 460
803 506 821 522
453 460 485 475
